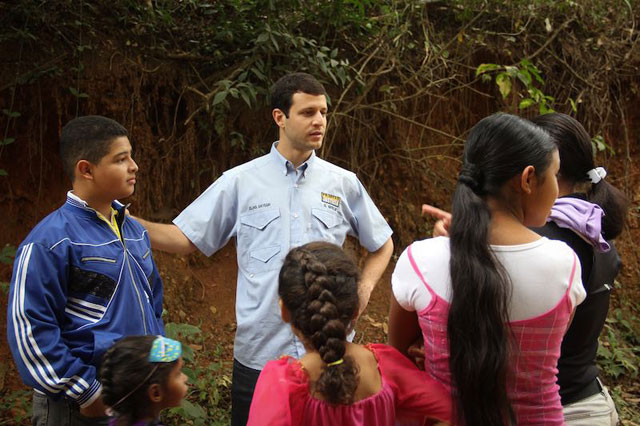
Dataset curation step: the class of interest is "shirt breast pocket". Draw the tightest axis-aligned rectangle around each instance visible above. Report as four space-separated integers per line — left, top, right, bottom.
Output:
311 208 346 244
239 208 283 273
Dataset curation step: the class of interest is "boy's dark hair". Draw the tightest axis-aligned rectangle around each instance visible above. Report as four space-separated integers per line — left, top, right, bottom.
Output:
531 113 628 240
60 115 128 181
99 335 177 425
270 73 326 117
278 242 360 405
449 113 556 425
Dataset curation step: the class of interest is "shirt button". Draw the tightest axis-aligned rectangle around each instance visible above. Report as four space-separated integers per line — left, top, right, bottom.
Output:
294 184 298 188
293 213 299 218
250 274 254 278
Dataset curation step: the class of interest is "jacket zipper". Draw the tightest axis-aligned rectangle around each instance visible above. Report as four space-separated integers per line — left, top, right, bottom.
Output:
98 209 149 334
119 214 148 334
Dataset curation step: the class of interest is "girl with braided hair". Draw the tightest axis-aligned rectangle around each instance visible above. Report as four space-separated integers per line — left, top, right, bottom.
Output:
247 242 451 426
390 113 587 425
99 335 188 426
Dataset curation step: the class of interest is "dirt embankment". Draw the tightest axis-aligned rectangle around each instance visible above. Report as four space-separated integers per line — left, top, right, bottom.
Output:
1 46 639 423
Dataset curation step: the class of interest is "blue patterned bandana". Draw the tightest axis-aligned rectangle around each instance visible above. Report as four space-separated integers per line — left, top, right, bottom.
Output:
148 336 182 363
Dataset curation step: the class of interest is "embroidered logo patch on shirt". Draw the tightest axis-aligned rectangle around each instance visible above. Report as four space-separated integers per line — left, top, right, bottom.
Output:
321 192 341 208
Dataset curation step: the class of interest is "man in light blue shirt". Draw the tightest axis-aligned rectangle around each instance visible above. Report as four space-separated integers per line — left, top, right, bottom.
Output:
136 73 393 425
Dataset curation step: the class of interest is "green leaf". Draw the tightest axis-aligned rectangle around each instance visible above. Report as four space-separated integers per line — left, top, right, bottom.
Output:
495 73 512 99
69 87 89 98
256 32 269 44
504 65 518 77
516 70 532 87
569 98 578 113
164 322 202 339
519 98 536 109
1 137 15 146
240 90 252 107
181 400 206 419
0 169 7 176
2 109 21 118
212 91 228 106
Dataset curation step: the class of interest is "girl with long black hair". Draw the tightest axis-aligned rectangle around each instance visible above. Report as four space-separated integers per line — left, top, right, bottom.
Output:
389 113 586 425
531 113 627 425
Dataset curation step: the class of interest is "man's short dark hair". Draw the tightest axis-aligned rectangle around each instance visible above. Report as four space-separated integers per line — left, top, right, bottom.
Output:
60 115 128 181
270 73 327 117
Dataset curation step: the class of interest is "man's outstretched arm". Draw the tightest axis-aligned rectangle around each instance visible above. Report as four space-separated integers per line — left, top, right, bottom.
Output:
132 216 197 255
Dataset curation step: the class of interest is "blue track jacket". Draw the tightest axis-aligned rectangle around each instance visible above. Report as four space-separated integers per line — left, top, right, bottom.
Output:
7 193 164 408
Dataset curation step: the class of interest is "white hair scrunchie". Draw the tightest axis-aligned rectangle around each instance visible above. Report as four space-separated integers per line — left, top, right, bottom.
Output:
587 167 607 184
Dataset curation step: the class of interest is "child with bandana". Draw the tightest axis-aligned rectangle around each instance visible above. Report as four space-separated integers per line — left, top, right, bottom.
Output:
99 336 188 426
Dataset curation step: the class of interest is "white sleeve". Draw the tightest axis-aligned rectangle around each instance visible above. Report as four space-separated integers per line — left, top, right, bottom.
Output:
568 253 586 309
391 247 433 312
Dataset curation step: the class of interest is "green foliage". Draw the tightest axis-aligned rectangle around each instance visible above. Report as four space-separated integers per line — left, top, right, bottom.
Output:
0 244 16 264
0 244 16 294
591 135 615 156
0 389 31 424
476 59 557 114
163 323 231 425
597 306 640 379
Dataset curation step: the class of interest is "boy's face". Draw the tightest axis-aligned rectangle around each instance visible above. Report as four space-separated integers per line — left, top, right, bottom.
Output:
276 92 327 152
90 136 138 201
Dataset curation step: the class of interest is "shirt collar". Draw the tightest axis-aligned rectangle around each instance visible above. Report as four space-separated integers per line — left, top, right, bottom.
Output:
269 142 315 177
66 191 125 214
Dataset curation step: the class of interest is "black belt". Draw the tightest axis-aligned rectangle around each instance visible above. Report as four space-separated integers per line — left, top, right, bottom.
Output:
563 378 602 405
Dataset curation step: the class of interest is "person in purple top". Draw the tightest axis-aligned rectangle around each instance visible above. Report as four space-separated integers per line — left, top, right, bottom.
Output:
530 113 628 425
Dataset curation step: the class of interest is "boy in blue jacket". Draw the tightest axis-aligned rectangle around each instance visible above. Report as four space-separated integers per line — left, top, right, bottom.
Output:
6 116 165 425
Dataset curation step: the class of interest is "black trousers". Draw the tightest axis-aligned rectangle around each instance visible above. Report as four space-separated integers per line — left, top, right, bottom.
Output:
231 358 261 426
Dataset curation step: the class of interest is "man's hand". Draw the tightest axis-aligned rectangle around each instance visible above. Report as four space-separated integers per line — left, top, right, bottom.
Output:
422 204 452 238
79 396 108 418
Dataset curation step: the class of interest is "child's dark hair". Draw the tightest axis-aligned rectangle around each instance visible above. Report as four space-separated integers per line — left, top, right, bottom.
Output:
279 242 359 405
270 73 327 117
531 113 628 240
99 335 177 426
449 113 556 425
60 115 128 181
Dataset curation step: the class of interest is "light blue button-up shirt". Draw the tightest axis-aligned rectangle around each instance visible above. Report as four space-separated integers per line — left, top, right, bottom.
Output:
174 142 393 369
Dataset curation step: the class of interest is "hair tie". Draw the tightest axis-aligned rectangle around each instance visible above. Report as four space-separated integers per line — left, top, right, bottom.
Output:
326 359 344 367
458 163 483 193
587 167 607 184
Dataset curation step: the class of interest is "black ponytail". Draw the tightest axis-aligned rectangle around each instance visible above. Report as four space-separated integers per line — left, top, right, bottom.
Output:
448 113 556 425
279 242 360 404
531 113 628 239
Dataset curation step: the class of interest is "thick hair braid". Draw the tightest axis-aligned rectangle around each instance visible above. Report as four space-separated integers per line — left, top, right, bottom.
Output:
279 242 360 405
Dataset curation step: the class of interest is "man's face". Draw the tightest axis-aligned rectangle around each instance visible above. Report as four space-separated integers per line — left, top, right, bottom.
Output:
277 92 327 153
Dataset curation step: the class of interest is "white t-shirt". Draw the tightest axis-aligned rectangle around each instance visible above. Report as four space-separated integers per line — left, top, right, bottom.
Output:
392 237 586 321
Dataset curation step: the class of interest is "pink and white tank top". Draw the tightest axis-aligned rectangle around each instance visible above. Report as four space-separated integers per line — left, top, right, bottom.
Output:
406 243 577 425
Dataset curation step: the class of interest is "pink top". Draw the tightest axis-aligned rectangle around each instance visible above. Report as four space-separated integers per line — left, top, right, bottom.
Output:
407 244 577 425
247 343 452 426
